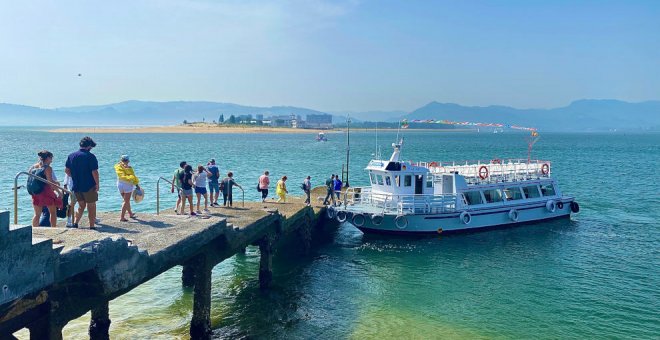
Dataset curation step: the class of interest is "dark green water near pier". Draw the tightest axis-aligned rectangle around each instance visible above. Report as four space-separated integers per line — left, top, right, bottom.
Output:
3 128 658 339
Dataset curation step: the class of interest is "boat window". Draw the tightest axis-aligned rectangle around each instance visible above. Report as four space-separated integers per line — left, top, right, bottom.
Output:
504 187 524 200
377 175 384 185
464 191 483 205
394 175 401 187
426 175 433 188
523 185 541 199
483 189 503 203
369 173 377 185
385 162 402 171
540 183 556 196
404 175 412 187
385 176 392 186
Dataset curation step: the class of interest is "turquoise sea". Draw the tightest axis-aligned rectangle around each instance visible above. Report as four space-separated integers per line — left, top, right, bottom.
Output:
4 128 659 339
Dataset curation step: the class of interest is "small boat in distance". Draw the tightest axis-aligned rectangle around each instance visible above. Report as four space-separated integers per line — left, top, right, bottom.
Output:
331 139 579 235
316 132 328 142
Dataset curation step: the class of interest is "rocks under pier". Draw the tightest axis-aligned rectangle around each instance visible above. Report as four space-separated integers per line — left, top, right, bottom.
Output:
0 194 336 340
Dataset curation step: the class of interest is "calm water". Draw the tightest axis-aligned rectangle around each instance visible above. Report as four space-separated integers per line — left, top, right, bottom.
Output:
4 128 659 339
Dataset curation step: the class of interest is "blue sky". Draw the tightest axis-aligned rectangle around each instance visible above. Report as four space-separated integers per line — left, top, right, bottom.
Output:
1 0 658 111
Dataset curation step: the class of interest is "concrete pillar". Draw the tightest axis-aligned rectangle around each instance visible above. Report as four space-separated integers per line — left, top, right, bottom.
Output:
89 301 111 340
28 315 62 340
298 219 312 255
182 263 196 288
190 255 212 340
258 237 273 290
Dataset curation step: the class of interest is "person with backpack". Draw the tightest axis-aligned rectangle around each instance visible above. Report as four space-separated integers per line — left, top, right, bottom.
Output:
207 159 220 206
323 174 336 206
114 154 140 222
66 136 99 229
276 176 289 203
28 150 62 228
179 164 196 216
258 170 270 202
302 176 312 206
221 172 242 207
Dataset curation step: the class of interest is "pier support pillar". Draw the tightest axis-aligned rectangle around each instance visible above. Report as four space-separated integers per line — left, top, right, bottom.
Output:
190 254 212 340
182 262 196 288
27 313 63 340
258 236 274 289
89 301 111 340
298 215 313 255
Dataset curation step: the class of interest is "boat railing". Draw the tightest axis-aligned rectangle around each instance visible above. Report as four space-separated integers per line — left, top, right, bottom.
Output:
13 171 74 225
424 159 552 184
344 187 457 215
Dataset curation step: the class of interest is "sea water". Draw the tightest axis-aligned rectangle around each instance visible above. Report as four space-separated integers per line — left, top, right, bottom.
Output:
3 128 658 339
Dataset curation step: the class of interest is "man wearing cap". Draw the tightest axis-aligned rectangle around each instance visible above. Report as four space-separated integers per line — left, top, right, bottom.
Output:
65 136 99 229
207 159 220 206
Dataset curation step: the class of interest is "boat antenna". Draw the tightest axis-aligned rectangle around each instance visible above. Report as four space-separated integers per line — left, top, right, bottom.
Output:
526 130 540 162
375 122 379 159
343 115 351 187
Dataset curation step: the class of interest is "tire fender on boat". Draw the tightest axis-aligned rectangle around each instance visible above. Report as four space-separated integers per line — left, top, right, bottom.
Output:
459 211 472 225
508 209 519 222
371 214 384 226
352 213 366 227
570 201 580 213
336 210 348 223
395 215 408 229
326 206 336 219
546 200 557 213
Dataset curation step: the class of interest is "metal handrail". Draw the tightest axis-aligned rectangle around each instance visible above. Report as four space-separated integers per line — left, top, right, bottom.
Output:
13 171 73 225
156 176 182 215
237 186 245 207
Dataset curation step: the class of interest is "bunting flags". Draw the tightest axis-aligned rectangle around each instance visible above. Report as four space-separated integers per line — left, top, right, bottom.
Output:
400 118 537 132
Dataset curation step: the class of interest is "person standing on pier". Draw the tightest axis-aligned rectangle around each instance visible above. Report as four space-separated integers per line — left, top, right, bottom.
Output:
172 161 186 214
179 164 195 216
193 165 211 213
66 137 99 229
258 170 270 202
323 174 336 206
29 150 62 228
221 172 242 207
114 155 140 222
207 159 220 206
333 175 343 202
276 176 288 203
303 176 312 206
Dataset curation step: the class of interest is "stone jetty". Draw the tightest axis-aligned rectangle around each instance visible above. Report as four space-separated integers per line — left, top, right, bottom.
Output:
0 190 336 339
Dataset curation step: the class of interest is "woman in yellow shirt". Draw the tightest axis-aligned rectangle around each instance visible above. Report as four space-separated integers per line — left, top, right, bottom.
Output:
114 155 140 222
276 176 289 203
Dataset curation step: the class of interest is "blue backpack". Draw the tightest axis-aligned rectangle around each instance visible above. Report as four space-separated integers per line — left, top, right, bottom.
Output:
27 166 47 195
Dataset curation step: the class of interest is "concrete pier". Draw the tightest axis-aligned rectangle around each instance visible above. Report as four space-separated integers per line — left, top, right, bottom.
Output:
0 190 336 339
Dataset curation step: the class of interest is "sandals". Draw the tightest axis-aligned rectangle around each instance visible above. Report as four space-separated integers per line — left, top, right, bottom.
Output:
130 214 138 219
120 218 129 222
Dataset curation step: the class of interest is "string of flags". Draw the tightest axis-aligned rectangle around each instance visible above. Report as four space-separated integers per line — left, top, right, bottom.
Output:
401 119 538 132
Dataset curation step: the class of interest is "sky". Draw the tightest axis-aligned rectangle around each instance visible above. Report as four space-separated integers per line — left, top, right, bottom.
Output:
1 0 658 112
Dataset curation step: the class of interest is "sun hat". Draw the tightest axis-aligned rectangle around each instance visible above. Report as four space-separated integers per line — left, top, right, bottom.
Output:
132 186 144 203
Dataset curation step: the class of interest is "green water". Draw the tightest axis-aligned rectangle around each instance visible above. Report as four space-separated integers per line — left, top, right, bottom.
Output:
4 128 659 339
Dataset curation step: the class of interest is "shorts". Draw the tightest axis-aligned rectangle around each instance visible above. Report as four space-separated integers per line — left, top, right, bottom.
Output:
182 189 193 197
74 189 98 203
195 186 207 195
117 181 134 194
31 188 63 208
208 182 219 194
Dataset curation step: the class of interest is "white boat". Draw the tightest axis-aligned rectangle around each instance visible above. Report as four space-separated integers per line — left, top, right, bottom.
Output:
316 132 328 142
331 140 579 235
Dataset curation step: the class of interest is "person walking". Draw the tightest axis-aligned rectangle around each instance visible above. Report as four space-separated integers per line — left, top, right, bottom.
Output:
221 172 242 207
179 164 195 216
172 161 186 214
333 175 343 202
276 176 288 203
114 155 140 222
323 174 336 206
258 170 270 202
193 165 210 213
29 150 62 228
65 136 99 229
303 176 312 206
207 159 220 206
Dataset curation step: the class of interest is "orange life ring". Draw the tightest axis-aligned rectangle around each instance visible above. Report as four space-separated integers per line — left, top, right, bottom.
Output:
429 161 439 167
541 163 550 175
478 165 489 180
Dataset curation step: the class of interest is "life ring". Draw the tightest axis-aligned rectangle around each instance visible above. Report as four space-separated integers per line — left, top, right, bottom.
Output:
570 201 580 213
326 206 336 219
508 209 519 222
371 214 384 226
557 201 564 210
459 211 472 225
546 200 556 213
491 158 502 164
541 163 550 175
336 210 348 223
478 166 489 180
395 215 408 229
429 161 439 167
352 213 366 227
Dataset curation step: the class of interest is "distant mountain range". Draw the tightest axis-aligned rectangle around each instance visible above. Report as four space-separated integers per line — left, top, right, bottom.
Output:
1 99 658 131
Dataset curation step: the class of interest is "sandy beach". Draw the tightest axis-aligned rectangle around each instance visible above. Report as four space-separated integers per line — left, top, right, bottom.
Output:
48 124 335 134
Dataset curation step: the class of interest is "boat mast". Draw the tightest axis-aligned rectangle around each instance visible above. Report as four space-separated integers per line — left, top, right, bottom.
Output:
343 115 351 188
